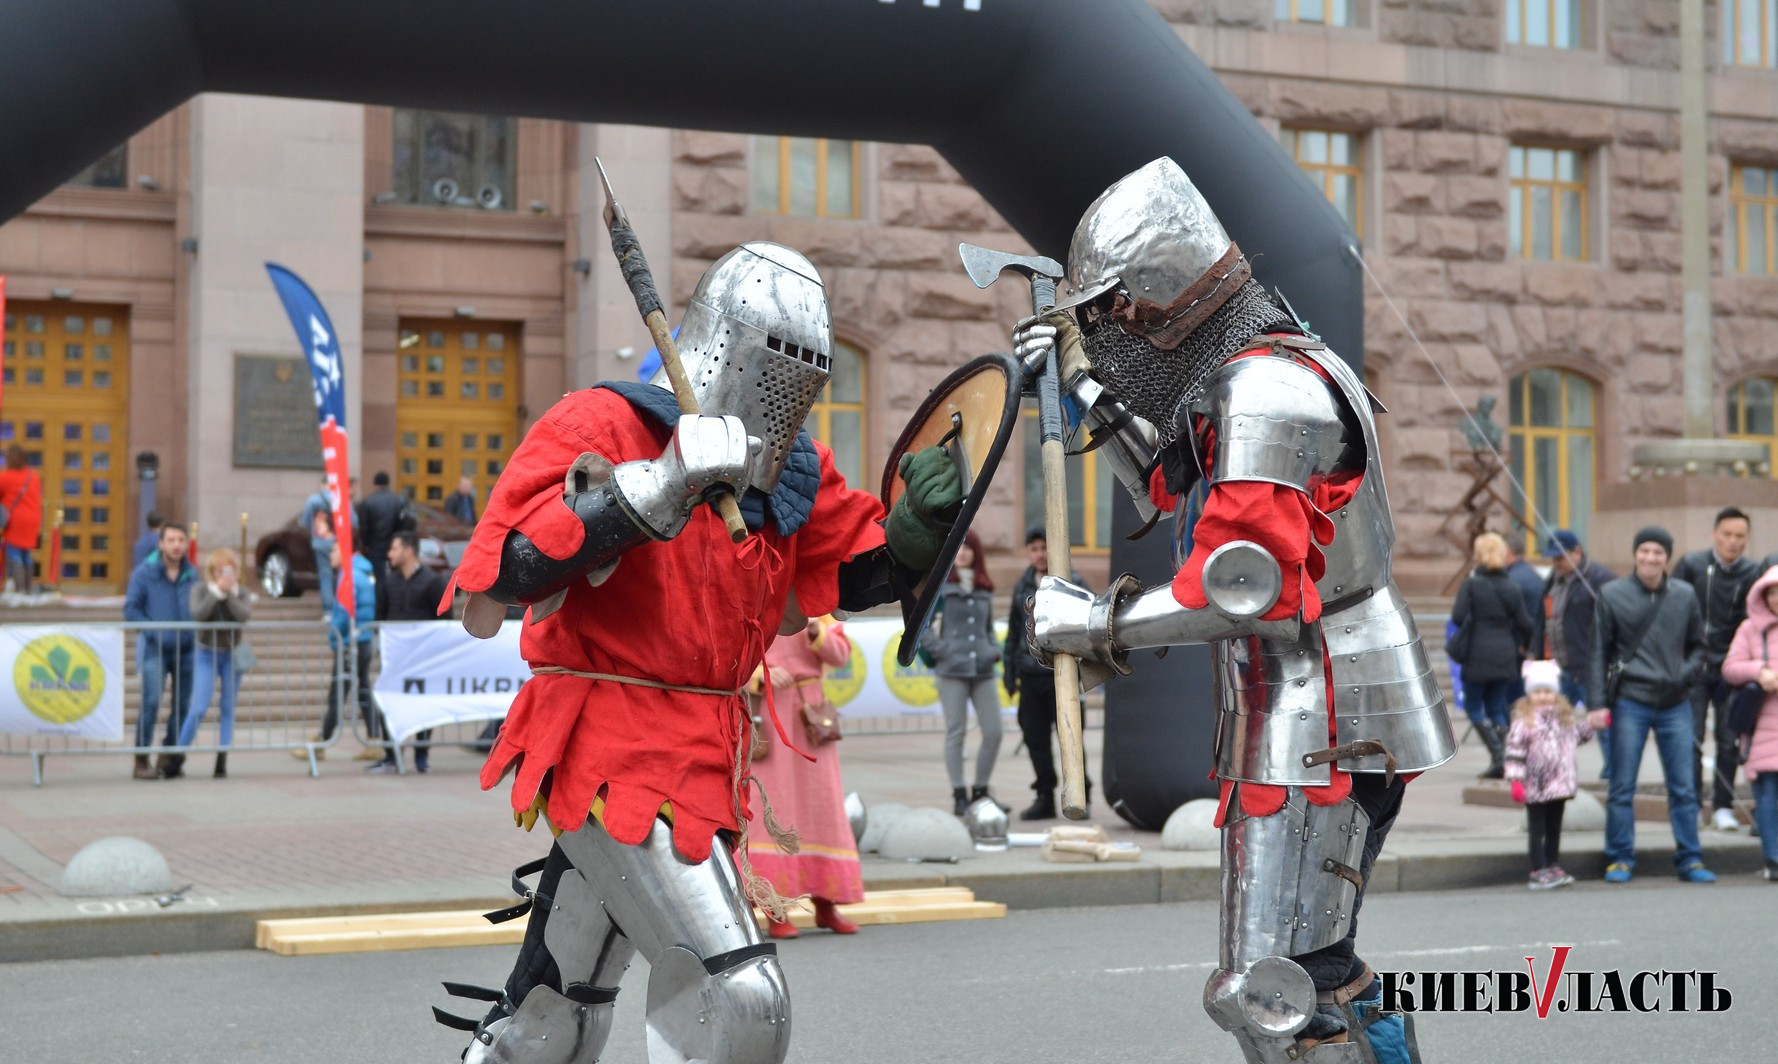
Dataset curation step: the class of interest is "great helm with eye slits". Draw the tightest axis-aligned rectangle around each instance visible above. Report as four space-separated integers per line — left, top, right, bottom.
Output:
668 241 833 493
1053 158 1290 442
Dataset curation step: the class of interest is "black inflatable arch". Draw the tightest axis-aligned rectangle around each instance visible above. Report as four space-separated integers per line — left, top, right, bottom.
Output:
0 0 1362 826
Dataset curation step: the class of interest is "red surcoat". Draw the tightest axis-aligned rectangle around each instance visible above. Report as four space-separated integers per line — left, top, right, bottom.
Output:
450 388 886 861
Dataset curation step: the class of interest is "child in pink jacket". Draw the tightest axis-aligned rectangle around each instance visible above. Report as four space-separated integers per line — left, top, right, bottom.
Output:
1718 566 1778 881
1505 659 1611 890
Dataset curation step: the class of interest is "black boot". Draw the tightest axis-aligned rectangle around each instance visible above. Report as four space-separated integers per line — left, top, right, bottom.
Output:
133 754 158 780
1020 791 1056 821
155 753 186 779
1476 722 1506 779
970 785 1010 813
952 787 969 816
212 752 228 779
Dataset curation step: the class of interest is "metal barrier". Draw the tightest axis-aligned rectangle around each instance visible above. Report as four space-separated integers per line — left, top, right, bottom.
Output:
0 618 344 785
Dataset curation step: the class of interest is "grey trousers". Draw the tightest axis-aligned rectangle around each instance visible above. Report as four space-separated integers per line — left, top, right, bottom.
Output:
938 674 1003 789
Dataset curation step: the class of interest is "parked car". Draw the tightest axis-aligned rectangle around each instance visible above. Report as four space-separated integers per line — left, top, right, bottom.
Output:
254 503 472 598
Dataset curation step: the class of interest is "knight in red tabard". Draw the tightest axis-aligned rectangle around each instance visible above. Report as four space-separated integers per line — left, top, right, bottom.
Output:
432 242 963 1064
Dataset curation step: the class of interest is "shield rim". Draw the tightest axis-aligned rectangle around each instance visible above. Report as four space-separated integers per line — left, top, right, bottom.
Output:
879 351 1022 668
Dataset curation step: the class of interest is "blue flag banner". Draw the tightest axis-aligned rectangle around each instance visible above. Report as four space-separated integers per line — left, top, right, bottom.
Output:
265 263 356 615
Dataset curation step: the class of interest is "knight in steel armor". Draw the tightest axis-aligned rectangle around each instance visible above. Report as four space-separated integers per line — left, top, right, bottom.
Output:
431 242 964 1063
1023 158 1454 1063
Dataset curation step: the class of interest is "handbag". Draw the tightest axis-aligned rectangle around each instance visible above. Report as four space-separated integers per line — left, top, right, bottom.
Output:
1727 626 1772 740
801 696 842 746
1603 587 1666 708
1445 621 1473 666
233 640 258 673
745 693 772 762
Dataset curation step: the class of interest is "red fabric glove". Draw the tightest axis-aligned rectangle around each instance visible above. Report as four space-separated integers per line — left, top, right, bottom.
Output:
1147 465 1178 514
1510 780 1526 804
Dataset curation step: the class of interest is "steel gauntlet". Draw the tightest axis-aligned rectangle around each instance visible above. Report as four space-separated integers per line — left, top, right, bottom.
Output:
1029 541 1301 689
612 414 756 540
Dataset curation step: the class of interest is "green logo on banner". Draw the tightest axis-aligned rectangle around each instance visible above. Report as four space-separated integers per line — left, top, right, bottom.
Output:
14 636 106 724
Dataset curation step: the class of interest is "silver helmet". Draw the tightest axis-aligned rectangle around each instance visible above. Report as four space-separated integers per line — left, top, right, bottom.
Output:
671 242 832 493
963 796 1009 852
1055 158 1259 438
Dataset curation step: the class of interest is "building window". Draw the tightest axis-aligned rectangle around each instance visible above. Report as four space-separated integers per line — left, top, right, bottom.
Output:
1022 410 1114 554
1728 165 1778 274
1505 0 1581 48
1508 145 1588 262
392 110 515 210
750 136 860 219
1280 128 1362 234
64 144 127 190
1275 0 1356 27
1724 0 1778 67
1728 377 1778 473
803 340 867 488
1508 369 1595 553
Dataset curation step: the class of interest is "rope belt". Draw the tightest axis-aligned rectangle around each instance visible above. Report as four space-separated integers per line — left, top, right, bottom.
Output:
530 665 741 698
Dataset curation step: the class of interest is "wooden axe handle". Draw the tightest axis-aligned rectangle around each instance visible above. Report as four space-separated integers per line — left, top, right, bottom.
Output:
645 308 748 543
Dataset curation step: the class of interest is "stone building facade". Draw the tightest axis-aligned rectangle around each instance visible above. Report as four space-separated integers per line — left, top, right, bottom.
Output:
3 0 1777 596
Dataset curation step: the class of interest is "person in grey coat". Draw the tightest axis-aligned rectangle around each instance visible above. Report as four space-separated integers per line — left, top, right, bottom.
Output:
920 529 1003 816
1591 525 1714 885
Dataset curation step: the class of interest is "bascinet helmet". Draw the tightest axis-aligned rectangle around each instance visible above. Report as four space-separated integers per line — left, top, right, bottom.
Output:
964 796 1008 851
1054 158 1263 438
671 242 832 493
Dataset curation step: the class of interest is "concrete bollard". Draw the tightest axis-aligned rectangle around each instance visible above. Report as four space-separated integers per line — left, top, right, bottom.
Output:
879 807 974 862
1161 798 1222 851
59 837 177 897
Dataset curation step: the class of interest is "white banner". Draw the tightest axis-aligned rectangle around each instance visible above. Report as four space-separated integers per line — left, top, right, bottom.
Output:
373 621 532 744
815 617 1016 720
369 616 1016 744
0 626 124 740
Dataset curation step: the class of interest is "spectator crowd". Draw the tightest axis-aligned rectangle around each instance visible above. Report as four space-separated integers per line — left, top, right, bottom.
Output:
1449 507 1778 886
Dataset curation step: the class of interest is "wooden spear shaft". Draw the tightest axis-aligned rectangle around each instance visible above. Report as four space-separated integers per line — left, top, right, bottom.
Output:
595 158 747 543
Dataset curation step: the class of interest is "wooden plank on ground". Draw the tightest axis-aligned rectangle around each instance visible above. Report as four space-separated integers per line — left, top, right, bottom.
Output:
256 887 1003 956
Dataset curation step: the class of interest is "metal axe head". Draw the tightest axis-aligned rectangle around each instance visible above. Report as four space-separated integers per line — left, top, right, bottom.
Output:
958 242 1064 290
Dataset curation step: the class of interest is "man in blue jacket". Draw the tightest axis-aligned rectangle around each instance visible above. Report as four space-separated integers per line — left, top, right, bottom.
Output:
123 522 196 779
316 543 380 759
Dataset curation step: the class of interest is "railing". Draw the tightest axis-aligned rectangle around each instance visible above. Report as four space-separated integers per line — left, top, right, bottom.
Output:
0 619 344 785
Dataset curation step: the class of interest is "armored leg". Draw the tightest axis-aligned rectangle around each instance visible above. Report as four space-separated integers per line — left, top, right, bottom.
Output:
555 816 791 1064
444 842 635 1063
1203 781 1419 1063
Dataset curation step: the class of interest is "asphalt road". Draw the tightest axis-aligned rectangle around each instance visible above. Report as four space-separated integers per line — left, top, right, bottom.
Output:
7 876 1774 1063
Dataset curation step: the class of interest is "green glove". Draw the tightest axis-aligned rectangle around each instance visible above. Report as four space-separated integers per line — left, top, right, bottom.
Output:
885 446 962 573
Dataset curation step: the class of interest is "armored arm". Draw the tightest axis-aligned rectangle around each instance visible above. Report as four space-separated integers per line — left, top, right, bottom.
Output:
1031 541 1302 688
482 414 754 606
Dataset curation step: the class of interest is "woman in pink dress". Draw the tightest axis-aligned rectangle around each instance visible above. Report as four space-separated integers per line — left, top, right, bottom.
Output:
746 615 864 939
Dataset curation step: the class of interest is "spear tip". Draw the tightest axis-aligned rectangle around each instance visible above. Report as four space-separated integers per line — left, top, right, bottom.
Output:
594 156 624 228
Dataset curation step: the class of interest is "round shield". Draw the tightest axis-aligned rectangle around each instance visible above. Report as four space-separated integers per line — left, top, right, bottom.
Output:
880 352 1022 667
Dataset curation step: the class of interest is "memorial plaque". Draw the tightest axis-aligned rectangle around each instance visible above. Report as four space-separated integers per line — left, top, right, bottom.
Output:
234 354 323 469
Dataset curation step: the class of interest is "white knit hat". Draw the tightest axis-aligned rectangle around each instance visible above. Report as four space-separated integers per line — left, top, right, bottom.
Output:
1522 659 1561 693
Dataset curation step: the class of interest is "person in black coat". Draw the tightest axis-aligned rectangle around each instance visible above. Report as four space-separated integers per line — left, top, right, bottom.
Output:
370 530 451 773
1529 529 1618 777
1672 506 1760 829
357 471 410 590
1452 531 1533 777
